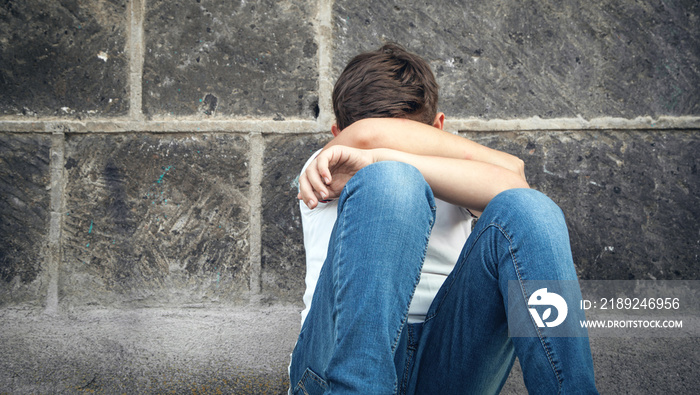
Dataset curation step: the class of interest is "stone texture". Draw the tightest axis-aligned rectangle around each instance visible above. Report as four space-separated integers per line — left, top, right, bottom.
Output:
262 133 330 302
0 134 51 304
143 0 319 119
61 133 250 306
0 0 128 117
462 130 700 280
333 0 700 119
1 308 699 394
0 305 299 394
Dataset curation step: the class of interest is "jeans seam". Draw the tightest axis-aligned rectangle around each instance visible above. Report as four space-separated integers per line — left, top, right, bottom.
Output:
308 372 327 388
401 348 413 395
422 220 564 391
296 368 329 394
520 284 564 393
391 204 434 395
332 201 347 356
399 325 418 395
390 212 433 355
497 221 564 392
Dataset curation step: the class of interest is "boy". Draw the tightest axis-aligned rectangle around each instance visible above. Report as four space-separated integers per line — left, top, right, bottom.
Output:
291 43 597 394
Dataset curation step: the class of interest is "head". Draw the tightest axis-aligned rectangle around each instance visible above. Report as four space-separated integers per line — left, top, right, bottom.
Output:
331 43 442 133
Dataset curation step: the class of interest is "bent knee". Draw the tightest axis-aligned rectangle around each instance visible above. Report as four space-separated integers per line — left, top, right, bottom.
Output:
342 161 435 212
352 161 423 185
489 188 565 224
348 161 431 196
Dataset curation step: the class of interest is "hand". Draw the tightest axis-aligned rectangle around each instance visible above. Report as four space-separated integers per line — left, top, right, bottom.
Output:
297 145 375 209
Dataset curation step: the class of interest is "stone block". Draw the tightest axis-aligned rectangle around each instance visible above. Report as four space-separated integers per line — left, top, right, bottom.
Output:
0 1 128 117
0 134 51 304
462 130 699 280
262 133 330 302
333 0 700 119
61 133 250 306
143 0 319 118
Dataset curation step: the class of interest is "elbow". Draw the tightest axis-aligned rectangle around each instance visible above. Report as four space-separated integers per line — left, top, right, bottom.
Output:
513 162 530 189
500 167 530 191
505 174 529 191
342 120 377 149
354 129 375 149
513 157 528 186
515 177 530 190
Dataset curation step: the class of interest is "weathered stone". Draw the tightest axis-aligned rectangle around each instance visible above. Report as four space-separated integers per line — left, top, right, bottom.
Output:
143 0 319 118
333 0 700 119
0 306 299 394
262 133 330 302
61 133 250 306
0 134 51 304
462 130 700 280
0 1 128 117
1 306 698 394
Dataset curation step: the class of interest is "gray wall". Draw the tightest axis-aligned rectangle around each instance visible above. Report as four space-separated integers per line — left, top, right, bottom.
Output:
1 0 698 393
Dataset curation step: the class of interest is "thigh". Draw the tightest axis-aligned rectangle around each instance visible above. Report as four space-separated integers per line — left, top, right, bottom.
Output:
291 162 437 394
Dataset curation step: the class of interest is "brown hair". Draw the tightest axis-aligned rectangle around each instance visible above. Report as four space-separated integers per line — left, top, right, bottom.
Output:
332 43 439 131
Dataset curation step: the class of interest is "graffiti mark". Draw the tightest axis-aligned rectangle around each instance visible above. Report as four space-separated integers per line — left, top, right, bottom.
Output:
157 166 173 184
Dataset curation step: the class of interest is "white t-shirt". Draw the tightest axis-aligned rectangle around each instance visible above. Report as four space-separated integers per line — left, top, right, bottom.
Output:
298 150 473 326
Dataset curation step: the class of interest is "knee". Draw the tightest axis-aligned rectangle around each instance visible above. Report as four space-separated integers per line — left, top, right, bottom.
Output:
487 188 566 227
342 161 435 214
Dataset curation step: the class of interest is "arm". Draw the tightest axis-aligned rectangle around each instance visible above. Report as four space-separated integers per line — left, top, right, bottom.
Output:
298 145 529 213
326 118 526 181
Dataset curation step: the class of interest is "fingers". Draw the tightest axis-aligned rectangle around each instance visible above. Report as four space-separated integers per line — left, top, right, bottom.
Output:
297 158 331 209
314 150 333 185
297 146 361 209
298 172 319 209
309 159 331 199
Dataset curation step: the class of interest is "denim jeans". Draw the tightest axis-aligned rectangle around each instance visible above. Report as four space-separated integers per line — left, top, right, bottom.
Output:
290 161 598 394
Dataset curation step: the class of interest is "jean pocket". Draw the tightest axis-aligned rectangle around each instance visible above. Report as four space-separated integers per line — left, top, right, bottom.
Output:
293 368 328 395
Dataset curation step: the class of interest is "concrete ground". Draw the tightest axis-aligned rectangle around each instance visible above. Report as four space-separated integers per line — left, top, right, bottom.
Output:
1 304 698 394
0 305 299 394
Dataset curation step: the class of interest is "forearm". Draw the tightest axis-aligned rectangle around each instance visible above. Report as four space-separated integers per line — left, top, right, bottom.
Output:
327 118 526 179
299 145 529 212
326 118 468 159
465 144 526 181
371 148 529 212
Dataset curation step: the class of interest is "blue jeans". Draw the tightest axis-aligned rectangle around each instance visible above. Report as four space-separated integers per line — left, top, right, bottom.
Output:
290 161 598 394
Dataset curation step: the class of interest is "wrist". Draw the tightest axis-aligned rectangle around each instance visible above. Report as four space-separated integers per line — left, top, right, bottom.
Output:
370 147 400 164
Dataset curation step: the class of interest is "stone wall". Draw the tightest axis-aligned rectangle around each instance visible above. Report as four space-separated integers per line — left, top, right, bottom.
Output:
1 0 698 393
